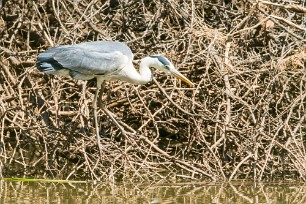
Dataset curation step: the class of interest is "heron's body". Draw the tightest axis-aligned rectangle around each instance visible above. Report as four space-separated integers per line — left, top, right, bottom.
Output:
37 41 134 83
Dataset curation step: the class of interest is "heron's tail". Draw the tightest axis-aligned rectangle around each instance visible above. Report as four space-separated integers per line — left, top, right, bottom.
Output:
37 51 59 71
36 50 70 77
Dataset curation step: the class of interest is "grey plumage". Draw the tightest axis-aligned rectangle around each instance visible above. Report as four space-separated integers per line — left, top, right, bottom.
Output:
37 41 133 80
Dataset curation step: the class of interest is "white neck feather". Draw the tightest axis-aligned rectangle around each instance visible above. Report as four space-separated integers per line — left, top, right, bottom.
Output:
112 57 161 85
122 57 154 85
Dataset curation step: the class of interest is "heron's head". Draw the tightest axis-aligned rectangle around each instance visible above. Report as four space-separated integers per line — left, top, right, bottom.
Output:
145 55 194 86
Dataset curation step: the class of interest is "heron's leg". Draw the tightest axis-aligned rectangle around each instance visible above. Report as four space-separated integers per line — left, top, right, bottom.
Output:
93 83 103 159
98 81 105 109
97 82 128 135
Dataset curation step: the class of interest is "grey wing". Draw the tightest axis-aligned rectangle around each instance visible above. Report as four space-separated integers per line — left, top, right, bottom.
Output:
37 41 132 77
53 47 129 75
77 41 134 62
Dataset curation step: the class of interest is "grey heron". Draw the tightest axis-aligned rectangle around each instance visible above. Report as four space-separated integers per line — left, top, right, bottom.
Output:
36 41 193 157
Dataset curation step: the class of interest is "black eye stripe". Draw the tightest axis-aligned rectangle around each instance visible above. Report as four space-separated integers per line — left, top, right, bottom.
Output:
150 56 171 66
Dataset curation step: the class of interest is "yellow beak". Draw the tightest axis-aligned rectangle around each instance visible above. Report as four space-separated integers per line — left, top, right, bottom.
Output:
170 68 194 86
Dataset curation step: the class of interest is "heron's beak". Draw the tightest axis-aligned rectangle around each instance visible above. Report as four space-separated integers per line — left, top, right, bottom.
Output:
170 68 194 86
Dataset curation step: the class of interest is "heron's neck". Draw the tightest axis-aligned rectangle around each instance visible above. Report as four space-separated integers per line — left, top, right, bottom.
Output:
138 58 154 84
124 57 152 85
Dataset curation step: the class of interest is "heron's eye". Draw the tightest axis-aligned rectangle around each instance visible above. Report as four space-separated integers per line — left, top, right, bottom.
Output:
164 65 170 70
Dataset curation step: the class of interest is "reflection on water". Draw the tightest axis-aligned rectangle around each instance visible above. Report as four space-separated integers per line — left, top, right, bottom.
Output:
0 180 305 203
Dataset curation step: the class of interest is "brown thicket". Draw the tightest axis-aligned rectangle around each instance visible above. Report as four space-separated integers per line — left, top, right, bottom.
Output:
0 0 305 181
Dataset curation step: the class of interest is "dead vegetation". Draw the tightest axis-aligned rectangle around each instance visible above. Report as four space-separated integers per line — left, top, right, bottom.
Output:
0 0 305 181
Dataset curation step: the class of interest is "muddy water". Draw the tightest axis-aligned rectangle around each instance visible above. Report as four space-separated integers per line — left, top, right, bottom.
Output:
0 180 305 203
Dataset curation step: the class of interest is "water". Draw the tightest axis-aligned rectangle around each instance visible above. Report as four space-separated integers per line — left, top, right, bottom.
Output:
0 180 305 203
